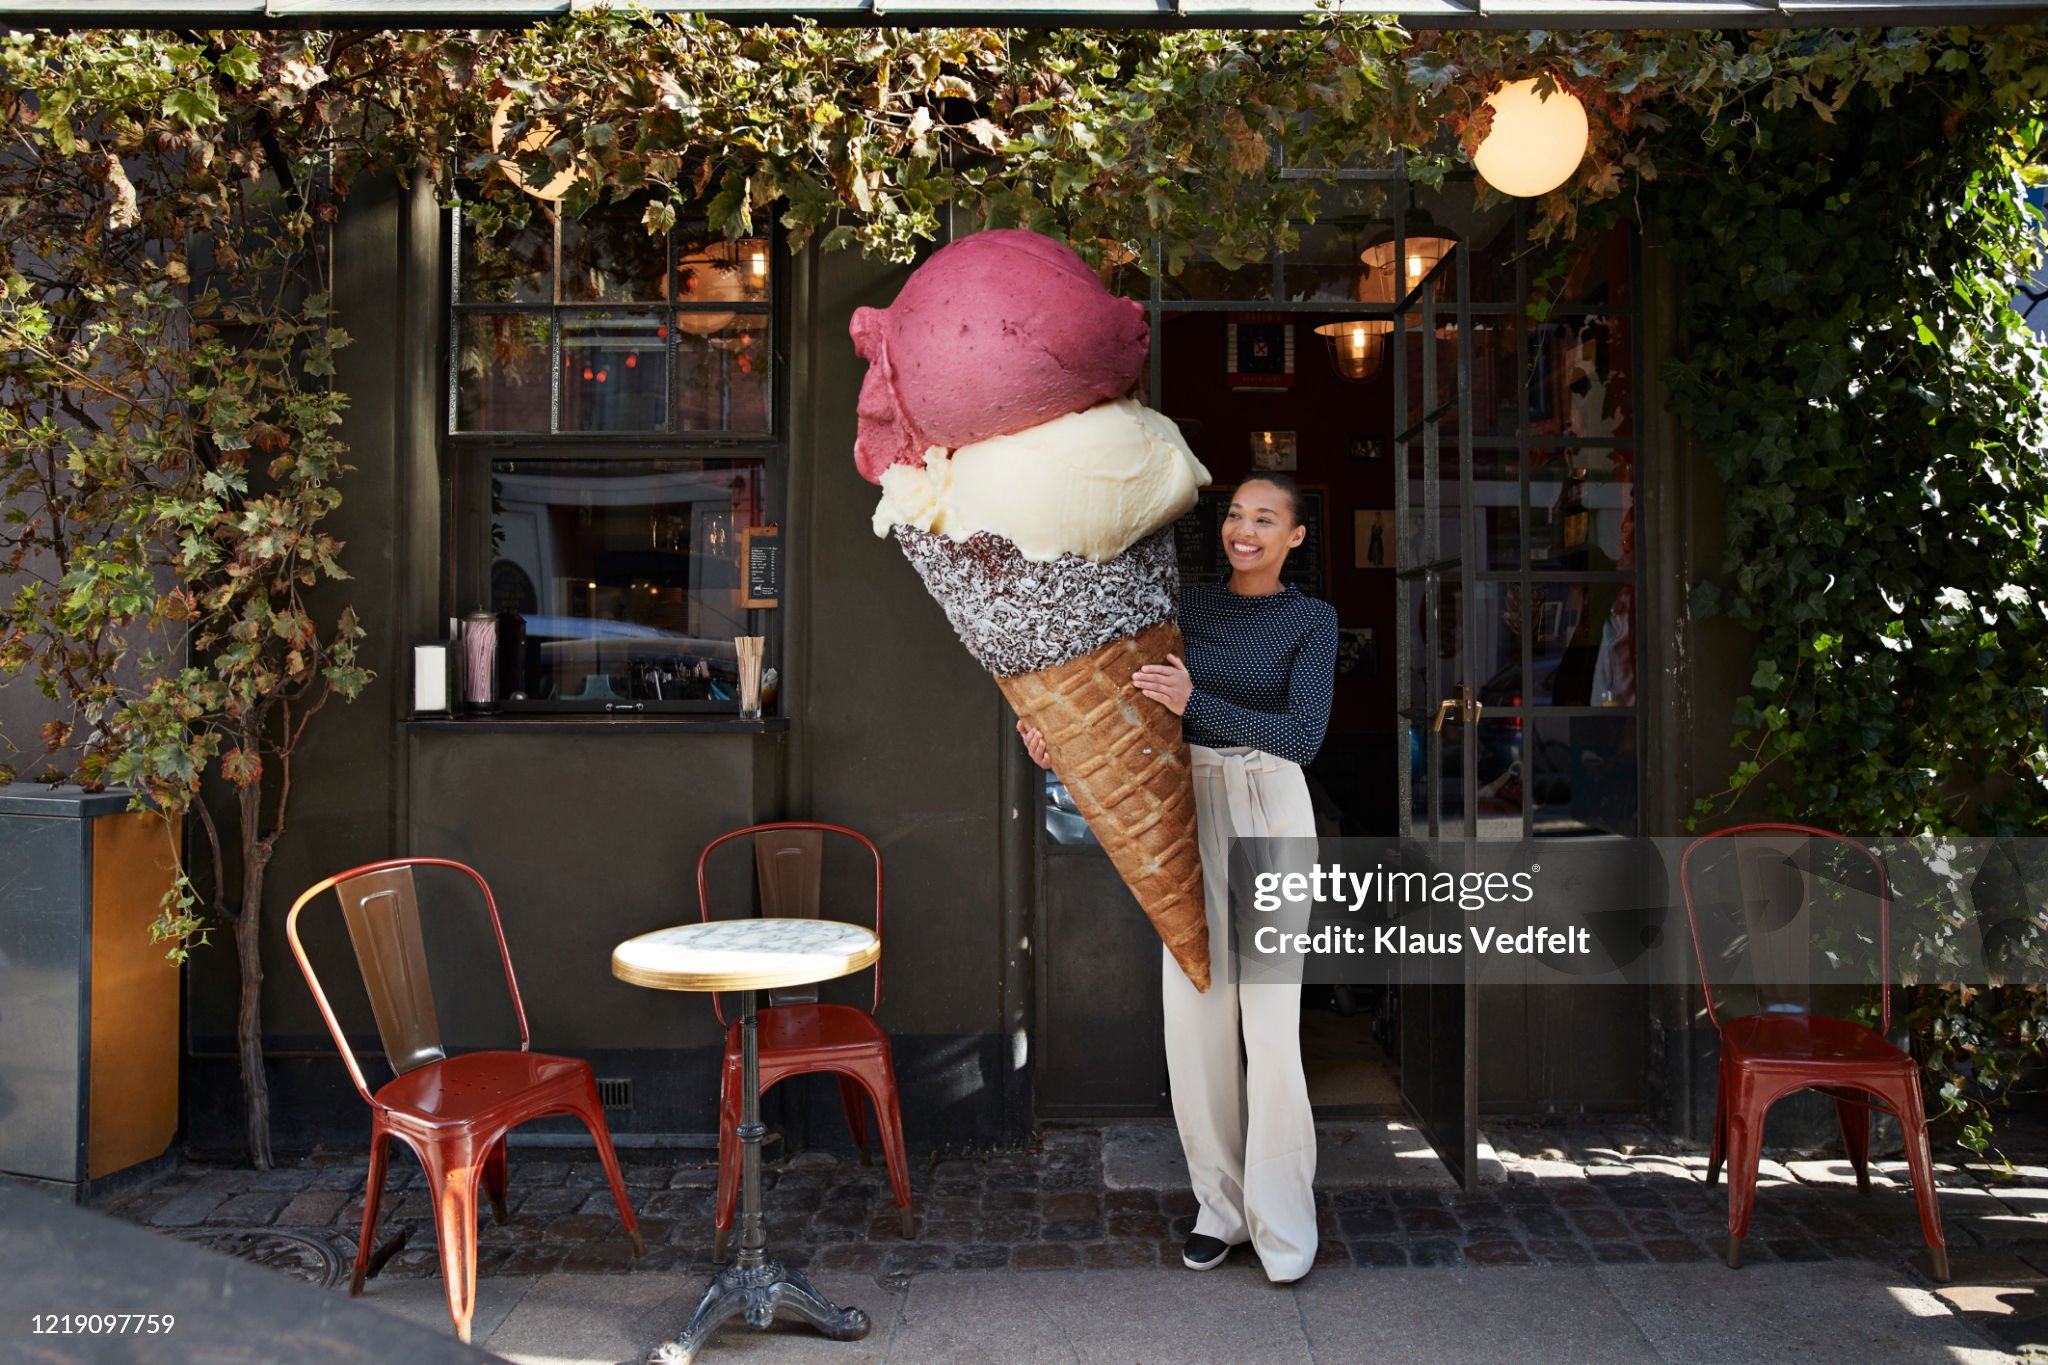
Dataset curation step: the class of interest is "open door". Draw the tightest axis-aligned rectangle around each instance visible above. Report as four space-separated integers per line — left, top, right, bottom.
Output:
1394 238 1481 1189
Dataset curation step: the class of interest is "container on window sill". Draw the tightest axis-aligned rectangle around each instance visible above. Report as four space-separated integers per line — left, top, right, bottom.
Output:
461 610 500 714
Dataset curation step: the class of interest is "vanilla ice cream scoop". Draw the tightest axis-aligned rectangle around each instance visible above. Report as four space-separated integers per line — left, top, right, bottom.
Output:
871 398 1211 563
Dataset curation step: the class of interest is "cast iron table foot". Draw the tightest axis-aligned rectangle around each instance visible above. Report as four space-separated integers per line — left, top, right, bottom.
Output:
646 1260 869 1365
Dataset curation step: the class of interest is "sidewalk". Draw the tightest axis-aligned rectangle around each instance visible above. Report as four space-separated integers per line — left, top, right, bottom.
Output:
96 1120 2048 1363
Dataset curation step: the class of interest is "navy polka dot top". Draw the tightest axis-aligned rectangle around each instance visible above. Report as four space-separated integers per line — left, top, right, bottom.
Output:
1178 581 1339 766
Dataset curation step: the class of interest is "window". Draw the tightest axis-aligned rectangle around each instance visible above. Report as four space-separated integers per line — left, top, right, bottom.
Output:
447 202 782 716
452 206 773 436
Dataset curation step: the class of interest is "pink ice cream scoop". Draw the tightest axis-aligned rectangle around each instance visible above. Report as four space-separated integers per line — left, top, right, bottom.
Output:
850 230 1149 484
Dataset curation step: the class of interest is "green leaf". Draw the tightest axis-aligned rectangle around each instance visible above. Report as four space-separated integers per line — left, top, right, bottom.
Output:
163 86 222 130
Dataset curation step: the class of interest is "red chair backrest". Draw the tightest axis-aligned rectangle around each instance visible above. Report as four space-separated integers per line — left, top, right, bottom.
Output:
696 821 884 1023
1678 822 1892 1035
286 857 532 1107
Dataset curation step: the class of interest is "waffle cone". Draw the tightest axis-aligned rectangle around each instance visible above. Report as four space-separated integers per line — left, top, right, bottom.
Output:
998 619 1210 992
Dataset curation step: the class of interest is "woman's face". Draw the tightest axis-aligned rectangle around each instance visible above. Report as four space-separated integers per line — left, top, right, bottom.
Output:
1222 480 1306 575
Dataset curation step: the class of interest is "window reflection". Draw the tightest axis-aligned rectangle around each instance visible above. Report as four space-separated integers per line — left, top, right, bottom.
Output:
487 459 764 709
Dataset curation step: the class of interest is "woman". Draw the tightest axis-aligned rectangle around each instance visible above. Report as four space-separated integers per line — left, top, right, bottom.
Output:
1020 473 1337 1283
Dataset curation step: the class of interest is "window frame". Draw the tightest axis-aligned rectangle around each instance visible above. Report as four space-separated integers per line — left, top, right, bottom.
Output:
442 197 788 718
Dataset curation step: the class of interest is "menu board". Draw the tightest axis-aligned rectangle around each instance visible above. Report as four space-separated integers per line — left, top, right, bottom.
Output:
1173 485 1327 601
742 525 780 608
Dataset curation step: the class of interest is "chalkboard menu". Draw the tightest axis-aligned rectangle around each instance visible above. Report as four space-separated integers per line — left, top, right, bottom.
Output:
742 525 780 608
1173 486 1327 601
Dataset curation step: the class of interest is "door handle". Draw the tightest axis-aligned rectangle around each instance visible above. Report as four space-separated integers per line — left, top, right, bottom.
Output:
1432 687 1483 732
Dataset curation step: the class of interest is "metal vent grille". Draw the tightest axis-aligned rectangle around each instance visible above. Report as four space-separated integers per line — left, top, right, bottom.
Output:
596 1078 632 1108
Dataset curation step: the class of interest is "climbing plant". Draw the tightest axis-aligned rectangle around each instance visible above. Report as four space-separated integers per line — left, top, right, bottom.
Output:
1652 64 2048 1153
1 12 2043 1162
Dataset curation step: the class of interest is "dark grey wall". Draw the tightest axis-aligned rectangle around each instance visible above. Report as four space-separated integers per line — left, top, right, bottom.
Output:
184 179 1030 1157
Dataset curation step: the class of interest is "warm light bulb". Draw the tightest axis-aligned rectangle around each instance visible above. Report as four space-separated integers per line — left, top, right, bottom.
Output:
747 246 768 279
1407 254 1422 283
625 354 638 369
1473 78 1591 198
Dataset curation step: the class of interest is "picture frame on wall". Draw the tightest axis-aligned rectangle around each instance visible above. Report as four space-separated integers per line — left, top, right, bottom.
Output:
1354 509 1395 570
1337 626 1378 678
1250 430 1297 471
1348 434 1386 463
1225 313 1297 389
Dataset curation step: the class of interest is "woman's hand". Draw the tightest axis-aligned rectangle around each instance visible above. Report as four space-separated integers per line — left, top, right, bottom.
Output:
1016 719 1052 770
1132 652 1192 716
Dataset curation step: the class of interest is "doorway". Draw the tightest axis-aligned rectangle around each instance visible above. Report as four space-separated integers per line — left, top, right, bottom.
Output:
1028 180 1647 1166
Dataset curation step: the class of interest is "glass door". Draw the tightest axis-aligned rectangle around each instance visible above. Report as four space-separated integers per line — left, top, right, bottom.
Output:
1394 240 1480 1189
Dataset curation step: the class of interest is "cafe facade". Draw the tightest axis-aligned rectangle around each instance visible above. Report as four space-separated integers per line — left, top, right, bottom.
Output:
148 166 1741 1184
19 0 2018 1189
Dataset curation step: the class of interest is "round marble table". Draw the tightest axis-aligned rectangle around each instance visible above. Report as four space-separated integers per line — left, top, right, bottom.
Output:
612 918 879 1365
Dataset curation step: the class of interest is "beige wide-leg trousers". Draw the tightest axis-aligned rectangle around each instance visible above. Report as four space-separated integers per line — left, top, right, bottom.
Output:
1161 743 1318 1282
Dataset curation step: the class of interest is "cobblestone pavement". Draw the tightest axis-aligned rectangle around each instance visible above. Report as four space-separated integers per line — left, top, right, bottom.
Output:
98 1122 2048 1352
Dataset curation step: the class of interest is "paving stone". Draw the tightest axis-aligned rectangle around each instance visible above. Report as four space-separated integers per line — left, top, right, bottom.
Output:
1407 1237 1464 1267
1106 1189 1158 1214
1464 1240 1535 1265
1346 1240 1409 1268
950 1244 1011 1270
277 1190 348 1226
981 1186 1036 1213
1570 1208 1631 1240
1039 1217 1105 1242
1590 1242 1652 1264
1526 1239 1595 1265
1642 1237 1710 1263
817 1243 886 1273
544 1214 619 1242
974 1212 1039 1243
206 1192 290 1225
1398 1206 1459 1234
1108 1210 1168 1239
1041 1191 1101 1219
1013 1243 1079 1269
146 1193 224 1228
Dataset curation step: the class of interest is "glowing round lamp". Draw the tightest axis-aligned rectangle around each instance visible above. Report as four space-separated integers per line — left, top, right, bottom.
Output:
1473 78 1590 198
1313 318 1393 381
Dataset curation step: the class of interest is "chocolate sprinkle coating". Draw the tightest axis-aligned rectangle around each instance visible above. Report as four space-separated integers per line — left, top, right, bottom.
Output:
893 524 1179 678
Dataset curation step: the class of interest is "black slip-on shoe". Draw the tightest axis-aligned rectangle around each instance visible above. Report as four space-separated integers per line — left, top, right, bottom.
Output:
1182 1233 1242 1271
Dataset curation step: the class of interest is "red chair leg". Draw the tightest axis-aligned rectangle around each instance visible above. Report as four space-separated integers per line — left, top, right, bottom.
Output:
854 1055 914 1237
482 1136 510 1225
566 1074 643 1259
351 1125 393 1295
1706 1064 1728 1188
837 1074 872 1166
1722 1069 1768 1270
1831 1088 1872 1193
1887 1072 1950 1283
713 1043 743 1262
419 1136 484 1344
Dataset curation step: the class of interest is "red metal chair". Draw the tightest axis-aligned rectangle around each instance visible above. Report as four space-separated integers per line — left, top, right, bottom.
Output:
701 822 912 1259
286 857 642 1342
1680 823 1948 1281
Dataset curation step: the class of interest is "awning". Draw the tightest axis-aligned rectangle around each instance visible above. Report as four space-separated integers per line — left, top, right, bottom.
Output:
9 1 2047 31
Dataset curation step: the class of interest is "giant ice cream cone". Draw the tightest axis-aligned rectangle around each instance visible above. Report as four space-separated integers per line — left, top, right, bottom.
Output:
854 230 1215 990
995 622 1207 990
893 521 1210 991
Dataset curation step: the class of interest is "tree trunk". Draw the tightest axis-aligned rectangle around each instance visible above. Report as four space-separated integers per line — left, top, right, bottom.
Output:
236 777 274 1170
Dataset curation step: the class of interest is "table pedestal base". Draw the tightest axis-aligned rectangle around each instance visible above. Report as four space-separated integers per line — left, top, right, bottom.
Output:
648 1260 870 1365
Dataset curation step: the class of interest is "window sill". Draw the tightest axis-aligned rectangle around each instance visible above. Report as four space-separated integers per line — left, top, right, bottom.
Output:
401 716 788 736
